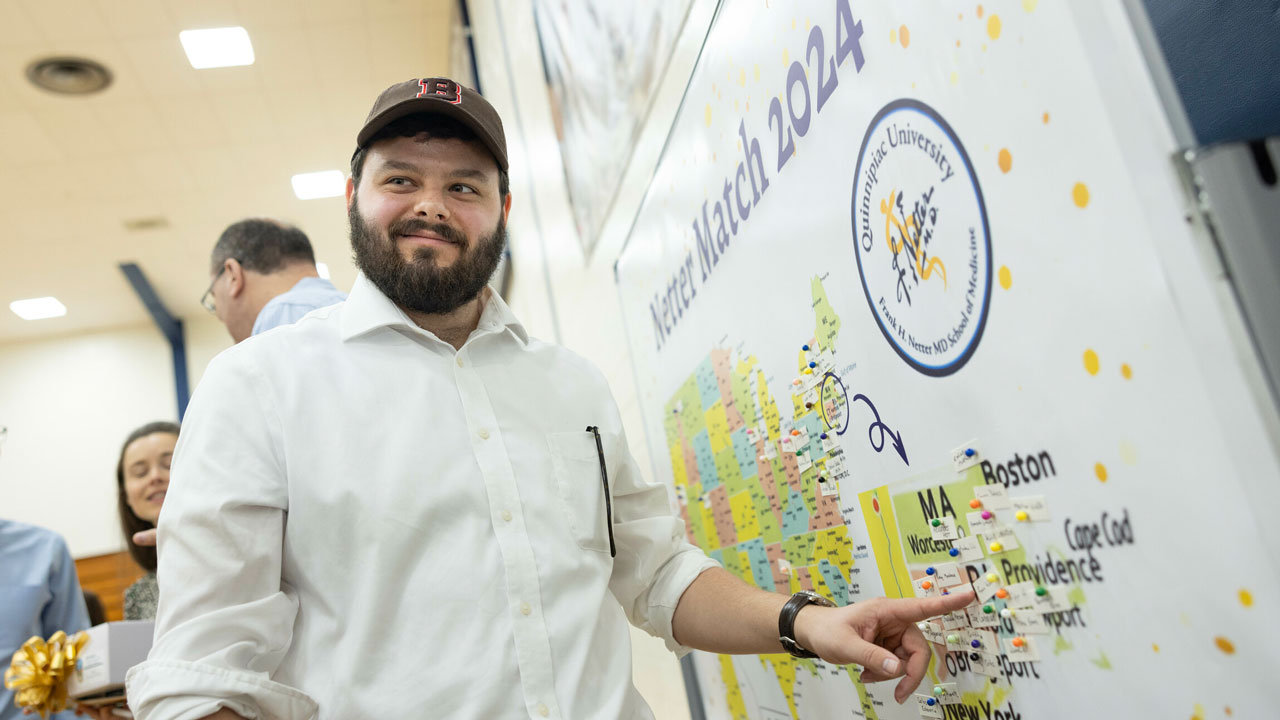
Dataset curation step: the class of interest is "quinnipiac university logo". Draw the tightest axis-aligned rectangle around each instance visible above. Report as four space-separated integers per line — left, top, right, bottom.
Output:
850 98 992 377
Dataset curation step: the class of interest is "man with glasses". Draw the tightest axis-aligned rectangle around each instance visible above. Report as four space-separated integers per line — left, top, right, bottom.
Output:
201 219 346 344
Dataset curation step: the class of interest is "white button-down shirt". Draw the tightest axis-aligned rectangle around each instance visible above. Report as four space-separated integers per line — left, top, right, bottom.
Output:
126 275 716 720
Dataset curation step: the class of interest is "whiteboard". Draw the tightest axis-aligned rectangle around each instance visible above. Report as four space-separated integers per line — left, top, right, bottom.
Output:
614 1 1280 718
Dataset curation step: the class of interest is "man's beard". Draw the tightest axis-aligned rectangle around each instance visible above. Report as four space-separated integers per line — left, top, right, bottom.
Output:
349 197 506 315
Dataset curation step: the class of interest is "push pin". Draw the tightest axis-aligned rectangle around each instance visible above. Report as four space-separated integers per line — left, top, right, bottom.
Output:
1015 510 1029 522
925 567 936 576
985 573 998 583
802 344 810 351
1001 608 1015 619
946 634 959 644
1035 586 1048 597
804 368 813 375
942 589 950 596
1011 637 1026 648
949 548 960 557
791 429 801 437
989 541 1003 552
969 499 982 509
995 588 1009 600
970 639 982 648
917 622 929 631
964 448 975 457
820 432 828 440
982 604 994 614
933 686 944 697
921 581 933 590
792 379 801 387
805 402 813 409
931 518 942 527
981 510 992 520
926 698 937 707
969 652 981 662
816 476 826 483
808 361 817 368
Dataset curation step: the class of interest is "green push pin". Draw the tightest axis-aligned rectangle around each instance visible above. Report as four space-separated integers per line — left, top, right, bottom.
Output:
982 604 994 614
946 634 959 644
931 518 942 527
933 686 945 697
1035 586 1048 597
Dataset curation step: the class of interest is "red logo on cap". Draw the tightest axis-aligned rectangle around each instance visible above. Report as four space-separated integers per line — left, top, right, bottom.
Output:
417 78 462 105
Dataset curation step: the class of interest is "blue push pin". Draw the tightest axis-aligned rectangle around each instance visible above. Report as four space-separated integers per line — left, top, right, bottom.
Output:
802 344 810 351
964 448 975 457
926 698 937 707
949 547 960 557
808 361 817 368
925 567 936 576
971 639 982 648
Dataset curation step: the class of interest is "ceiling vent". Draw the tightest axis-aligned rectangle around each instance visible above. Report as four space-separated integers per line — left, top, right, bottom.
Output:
26 57 112 95
122 216 170 232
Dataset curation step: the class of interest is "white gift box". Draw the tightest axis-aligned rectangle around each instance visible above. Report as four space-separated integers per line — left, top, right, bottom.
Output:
67 621 153 701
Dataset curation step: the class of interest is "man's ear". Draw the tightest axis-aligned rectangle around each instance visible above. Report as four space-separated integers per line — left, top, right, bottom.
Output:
501 192 512 224
345 176 356 211
226 259 246 299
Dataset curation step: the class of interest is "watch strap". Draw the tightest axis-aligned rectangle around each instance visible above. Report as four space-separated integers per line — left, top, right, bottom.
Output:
778 590 834 659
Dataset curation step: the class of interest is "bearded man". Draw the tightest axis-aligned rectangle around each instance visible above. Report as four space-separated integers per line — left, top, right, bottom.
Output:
124 78 971 720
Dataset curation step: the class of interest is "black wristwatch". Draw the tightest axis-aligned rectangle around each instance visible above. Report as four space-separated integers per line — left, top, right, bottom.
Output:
778 590 835 658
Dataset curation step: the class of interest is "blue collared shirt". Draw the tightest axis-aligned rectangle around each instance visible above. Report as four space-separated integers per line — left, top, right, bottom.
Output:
1 519 90 720
251 276 347 337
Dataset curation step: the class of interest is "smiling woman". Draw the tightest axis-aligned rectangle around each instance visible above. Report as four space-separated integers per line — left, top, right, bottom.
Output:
115 420 179 621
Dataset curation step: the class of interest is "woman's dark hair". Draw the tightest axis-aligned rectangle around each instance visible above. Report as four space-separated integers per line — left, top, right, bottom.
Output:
116 421 180 572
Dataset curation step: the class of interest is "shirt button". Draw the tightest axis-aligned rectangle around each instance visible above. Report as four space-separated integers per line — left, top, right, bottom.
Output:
501 510 512 522
537 704 549 717
520 603 531 616
456 356 464 367
478 428 490 440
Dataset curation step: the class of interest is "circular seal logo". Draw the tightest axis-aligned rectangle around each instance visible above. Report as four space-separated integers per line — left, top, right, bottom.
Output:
850 98 992 376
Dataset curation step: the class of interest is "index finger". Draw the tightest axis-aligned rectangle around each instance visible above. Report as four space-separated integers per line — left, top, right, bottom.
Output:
888 587 975 622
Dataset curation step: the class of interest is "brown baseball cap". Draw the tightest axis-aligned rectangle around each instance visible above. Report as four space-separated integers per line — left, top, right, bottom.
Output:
356 77 508 171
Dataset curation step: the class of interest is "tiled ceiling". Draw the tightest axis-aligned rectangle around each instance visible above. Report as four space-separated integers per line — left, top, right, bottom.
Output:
0 0 456 342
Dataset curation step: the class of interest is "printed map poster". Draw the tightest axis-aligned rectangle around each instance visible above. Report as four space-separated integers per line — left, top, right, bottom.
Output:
614 1 1280 719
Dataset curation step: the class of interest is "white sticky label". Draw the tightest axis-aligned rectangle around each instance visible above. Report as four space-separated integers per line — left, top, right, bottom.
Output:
777 558 792 575
918 620 945 645
971 574 1001 604
780 435 794 452
797 452 813 473
934 683 961 705
973 484 1012 510
969 651 1002 678
983 525 1020 553
913 576 940 598
941 610 969 630
964 629 999 654
821 433 838 453
826 453 848 477
1005 581 1039 610
1014 612 1050 636
1003 637 1040 662
819 477 839 497
966 511 997 536
1011 495 1051 522
966 603 1000 628
930 517 960 541
945 632 967 652
915 695 945 719
764 442 778 460
929 562 963 588
951 441 980 472
1033 586 1072 614
951 535 985 563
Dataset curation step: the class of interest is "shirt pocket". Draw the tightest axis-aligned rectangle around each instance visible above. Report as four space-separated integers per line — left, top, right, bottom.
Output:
546 430 613 554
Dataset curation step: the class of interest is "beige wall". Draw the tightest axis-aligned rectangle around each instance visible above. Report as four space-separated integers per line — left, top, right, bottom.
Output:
0 317 231 557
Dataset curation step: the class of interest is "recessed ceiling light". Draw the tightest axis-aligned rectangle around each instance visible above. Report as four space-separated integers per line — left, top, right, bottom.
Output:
316 262 331 280
10 297 67 320
179 27 255 69
291 170 345 200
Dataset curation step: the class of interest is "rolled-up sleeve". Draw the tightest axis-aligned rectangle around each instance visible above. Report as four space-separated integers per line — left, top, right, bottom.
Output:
605 418 719 658
125 349 318 720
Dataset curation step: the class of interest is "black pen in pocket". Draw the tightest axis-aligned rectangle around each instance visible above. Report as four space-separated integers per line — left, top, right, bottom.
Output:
586 426 617 557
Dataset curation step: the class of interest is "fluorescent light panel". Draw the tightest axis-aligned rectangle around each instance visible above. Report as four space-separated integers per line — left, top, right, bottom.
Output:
179 27 255 69
10 297 67 320
291 170 345 200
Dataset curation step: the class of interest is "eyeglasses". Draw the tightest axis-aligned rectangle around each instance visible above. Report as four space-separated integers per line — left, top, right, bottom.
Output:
200 264 229 313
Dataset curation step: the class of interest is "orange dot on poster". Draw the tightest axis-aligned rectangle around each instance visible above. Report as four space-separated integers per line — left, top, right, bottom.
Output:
998 148 1012 173
1042 111 1050 124
1073 182 1091 208
899 25 910 48
1152 643 1160 652
1239 589 1254 607
977 5 984 19
1095 463 1108 483
1215 636 1236 654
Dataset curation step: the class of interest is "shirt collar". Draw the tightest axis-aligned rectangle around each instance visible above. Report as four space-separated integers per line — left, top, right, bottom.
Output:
339 274 528 346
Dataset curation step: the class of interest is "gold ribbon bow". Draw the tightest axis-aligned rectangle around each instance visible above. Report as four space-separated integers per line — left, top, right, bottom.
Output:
4 630 89 719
